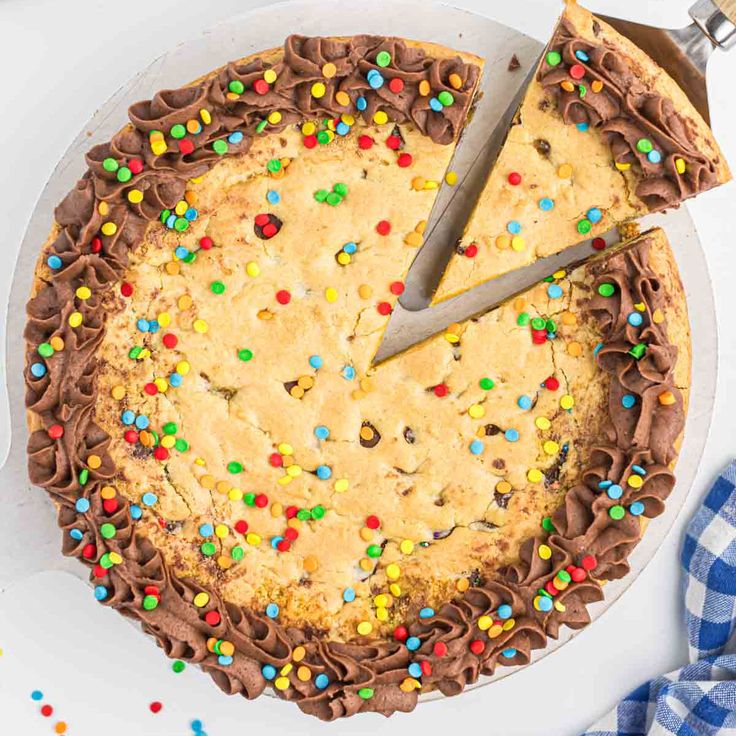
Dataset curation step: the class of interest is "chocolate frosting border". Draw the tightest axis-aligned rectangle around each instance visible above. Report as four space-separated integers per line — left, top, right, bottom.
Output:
24 32 685 720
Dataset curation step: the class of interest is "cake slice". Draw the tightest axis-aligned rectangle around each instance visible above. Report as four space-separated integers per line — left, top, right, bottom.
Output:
431 1 730 303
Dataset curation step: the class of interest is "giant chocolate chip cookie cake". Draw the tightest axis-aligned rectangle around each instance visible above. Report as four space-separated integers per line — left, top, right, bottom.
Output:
24 1 729 720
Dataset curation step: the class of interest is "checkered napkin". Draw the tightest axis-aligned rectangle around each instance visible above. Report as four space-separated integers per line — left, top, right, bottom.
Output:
583 461 736 736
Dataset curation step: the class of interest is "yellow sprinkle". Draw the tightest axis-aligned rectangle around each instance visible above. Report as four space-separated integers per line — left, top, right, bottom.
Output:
154 312 170 328
404 230 423 247
263 69 277 84
411 176 426 191
322 62 337 78
193 319 208 333
334 478 349 492
160 435 175 449
538 544 552 560
557 163 573 179
165 261 180 276
335 90 351 106
68 311 83 328
86 454 101 469
286 464 302 478
357 621 373 636
200 474 215 490
468 404 485 419
174 201 187 216
311 82 326 99
400 677 421 693
478 615 492 631
456 578 470 593
194 458 206 467
360 527 373 542
535 417 551 432
400 539 414 555
127 189 144 204
325 287 338 302
386 563 401 581
98 202 110 216
415 220 427 234
278 443 293 456
301 121 316 136
246 532 261 546
292 645 305 662
359 557 373 572
228 488 243 502
633 302 646 312
109 552 123 565
193 592 210 608
75 286 92 303
627 474 644 489
280 663 293 676
496 480 512 495
200 108 212 124
561 311 577 326
653 308 665 324
615 161 632 171
527 468 543 484
177 294 193 310
445 171 458 186
423 179 439 190
341 114 355 125
488 623 504 639
154 378 168 393
151 140 167 156
560 394 575 410
215 524 229 539
503 618 516 631
554 601 566 612
358 284 373 299
376 606 389 622
418 79 430 96
270 502 283 518
552 270 566 280
543 441 560 456
567 341 583 357
374 594 389 608
274 676 290 691
297 665 311 681
215 480 230 495
373 110 388 125
675 157 687 174
176 360 190 375
337 251 351 265
511 235 526 252
267 111 282 125
389 583 402 597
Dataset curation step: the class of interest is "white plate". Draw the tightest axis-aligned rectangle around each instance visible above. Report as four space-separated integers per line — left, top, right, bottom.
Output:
0 0 717 704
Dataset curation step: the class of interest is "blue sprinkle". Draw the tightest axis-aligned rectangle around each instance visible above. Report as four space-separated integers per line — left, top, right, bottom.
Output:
629 501 646 516
218 655 233 666
366 69 380 79
547 283 563 299
309 355 323 370
598 480 613 490
647 149 662 164
175 246 190 260
199 523 214 538
148 320 160 333
270 536 283 549
368 73 384 90
47 255 62 270
469 439 484 455
265 603 279 619
169 372 183 387
341 364 355 380
70 528 84 541
593 342 603 356
405 636 421 651
130 504 142 520
184 207 198 221
314 425 330 440
165 214 177 229
429 97 443 112
336 122 350 136
94 585 108 601
547 331 556 340
75 498 90 513
408 662 423 678
419 607 435 619
517 395 532 410
266 190 280 205
507 220 522 234
539 197 555 211
343 241 357 254
135 414 149 430
576 122 590 132
191 719 204 733
537 596 553 612
315 673 330 689
228 131 244 144
607 484 623 500
261 665 276 680
575 50 590 61
136 318 150 332
343 587 356 603
587 207 603 224
316 465 332 480
504 428 520 443
356 96 367 111
121 410 135 425
497 604 512 620
632 464 647 476
621 394 636 409
628 312 643 327
31 690 44 701
142 492 158 506
30 362 47 378
502 647 517 658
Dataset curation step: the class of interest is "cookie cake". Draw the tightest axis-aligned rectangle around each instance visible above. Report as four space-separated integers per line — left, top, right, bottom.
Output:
23 1 728 721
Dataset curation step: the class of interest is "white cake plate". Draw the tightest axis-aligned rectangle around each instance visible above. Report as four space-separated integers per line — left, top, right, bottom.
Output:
0 0 717 705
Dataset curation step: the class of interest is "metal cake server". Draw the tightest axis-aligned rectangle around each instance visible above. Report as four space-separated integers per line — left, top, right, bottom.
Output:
373 0 736 365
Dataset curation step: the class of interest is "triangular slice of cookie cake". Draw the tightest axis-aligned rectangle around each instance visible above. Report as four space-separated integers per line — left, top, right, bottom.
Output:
431 0 730 304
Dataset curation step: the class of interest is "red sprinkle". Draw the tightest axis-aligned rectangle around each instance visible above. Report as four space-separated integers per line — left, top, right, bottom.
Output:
365 515 381 529
129 158 144 175
393 625 408 642
254 493 269 508
507 171 522 185
262 223 278 238
433 384 449 398
592 237 607 251
93 564 106 578
469 639 485 655
303 134 318 149
377 301 392 316
544 376 560 391
120 282 133 297
149 701 163 714
40 705 53 717
284 527 298 541
199 236 213 250
285 505 298 519
144 382 158 396
48 424 64 440
570 63 586 80
465 244 478 258
571 567 587 583
397 152 413 168
103 499 118 515
124 430 139 444
389 281 405 295
420 660 432 676
153 446 169 461
255 213 270 226
386 135 401 150
162 333 178 349
277 539 291 552
389 77 404 94
376 220 391 236
234 520 249 534
82 543 96 560
433 641 448 657
276 289 291 305
253 79 270 95
178 139 194 155
144 585 160 597
358 135 374 150
205 611 221 626
269 452 284 467
91 237 103 254
581 554 597 571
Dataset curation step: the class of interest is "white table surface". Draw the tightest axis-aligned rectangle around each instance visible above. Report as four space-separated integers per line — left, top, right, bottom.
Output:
1 0 735 734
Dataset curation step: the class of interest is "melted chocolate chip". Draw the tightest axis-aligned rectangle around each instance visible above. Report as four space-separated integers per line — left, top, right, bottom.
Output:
403 426 416 444
484 424 502 436
492 458 506 470
533 138 551 157
508 54 521 71
359 421 381 448
390 124 405 148
544 443 570 489
254 213 282 240
494 489 513 509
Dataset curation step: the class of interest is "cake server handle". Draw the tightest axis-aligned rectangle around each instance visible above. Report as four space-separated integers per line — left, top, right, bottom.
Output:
694 0 736 48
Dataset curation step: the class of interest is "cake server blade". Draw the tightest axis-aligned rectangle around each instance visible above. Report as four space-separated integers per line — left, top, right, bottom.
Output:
373 228 622 365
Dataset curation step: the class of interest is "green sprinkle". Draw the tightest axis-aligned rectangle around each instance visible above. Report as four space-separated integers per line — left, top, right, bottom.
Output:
546 51 562 66
479 377 495 390
296 509 311 521
78 468 89 486
182 251 197 264
227 461 244 474
578 84 586 99
267 158 282 173
174 438 189 453
542 516 557 533
100 523 116 539
325 192 343 206
256 119 268 133
238 348 253 362
333 182 348 197
201 541 217 556
160 209 171 223
116 167 132 183
311 505 325 520
244 493 256 507
231 546 245 561
143 594 159 610
314 189 329 202
358 687 374 699
228 80 245 95
366 544 382 558
174 217 189 232
172 660 186 673
557 570 572 583
102 157 119 172
636 138 653 154
598 283 615 297
545 319 557 333
530 317 546 331
38 342 54 358
163 422 177 435
577 218 592 234
376 51 391 67
99 553 114 569
517 312 530 327
629 343 647 360
170 124 186 139
609 505 625 520
210 280 226 295
438 90 455 107
213 139 228 155
316 130 331 145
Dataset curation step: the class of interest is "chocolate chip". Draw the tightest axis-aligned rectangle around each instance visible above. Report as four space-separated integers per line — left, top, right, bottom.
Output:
592 20 602 36
508 54 521 71
469 569 484 587
484 424 502 436
492 458 506 470
403 426 416 444
359 421 381 448
390 124 405 148
534 138 551 157
494 489 513 509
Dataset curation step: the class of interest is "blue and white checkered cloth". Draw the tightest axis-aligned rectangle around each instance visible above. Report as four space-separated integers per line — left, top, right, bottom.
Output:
584 461 736 736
